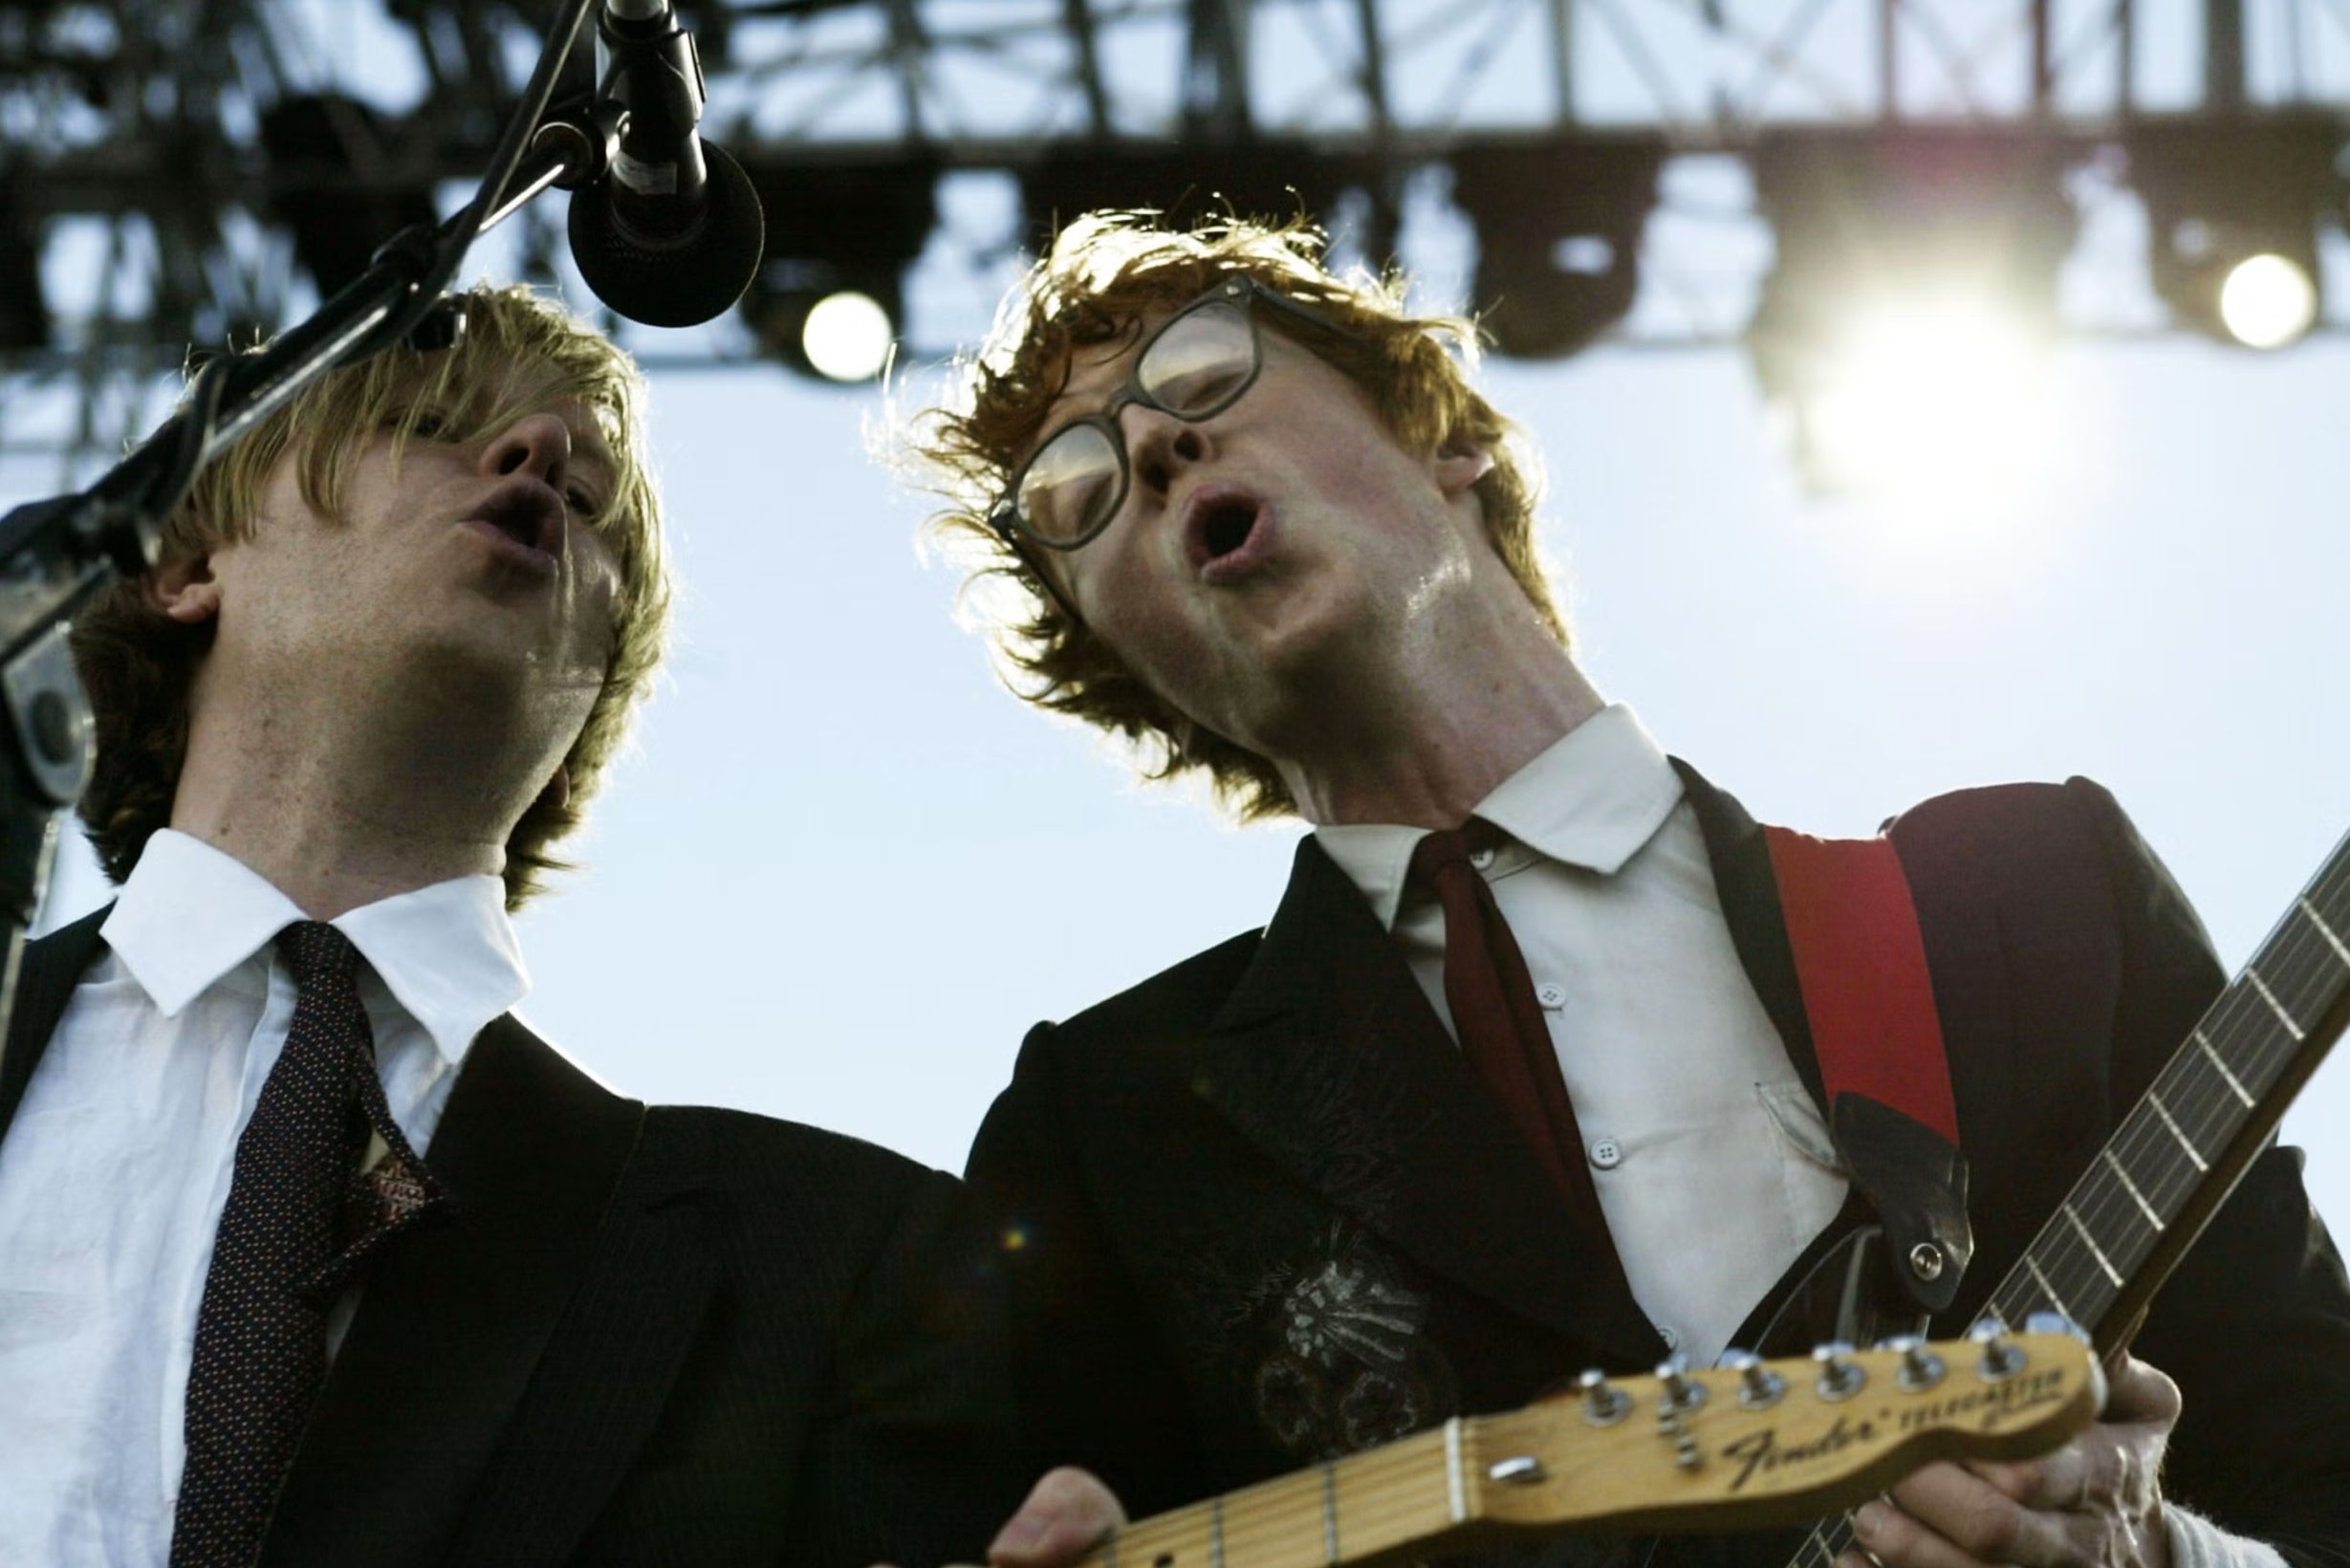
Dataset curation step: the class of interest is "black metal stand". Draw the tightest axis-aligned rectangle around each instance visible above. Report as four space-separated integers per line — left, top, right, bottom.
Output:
0 0 612 1073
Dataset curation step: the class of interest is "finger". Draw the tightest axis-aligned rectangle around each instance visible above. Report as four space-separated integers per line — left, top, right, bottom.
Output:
1958 1448 2090 1511
2100 1354 2184 1429
990 1468 1130 1568
1879 1464 2079 1567
1850 1497 1996 1568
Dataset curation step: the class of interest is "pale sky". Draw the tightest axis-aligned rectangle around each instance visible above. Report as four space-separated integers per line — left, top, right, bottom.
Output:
36 314 2350 1241
16 0 2350 1339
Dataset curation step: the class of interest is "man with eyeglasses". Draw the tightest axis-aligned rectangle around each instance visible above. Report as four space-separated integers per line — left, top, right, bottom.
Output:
903 213 2350 1568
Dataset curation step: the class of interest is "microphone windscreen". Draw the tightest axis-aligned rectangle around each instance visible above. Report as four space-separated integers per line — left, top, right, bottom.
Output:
569 141 766 328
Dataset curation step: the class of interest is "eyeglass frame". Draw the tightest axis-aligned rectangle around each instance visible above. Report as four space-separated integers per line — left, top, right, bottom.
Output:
987 273 1360 558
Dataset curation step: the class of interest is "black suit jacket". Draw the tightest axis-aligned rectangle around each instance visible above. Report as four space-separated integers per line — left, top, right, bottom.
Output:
965 771 2350 1564
0 910 1021 1568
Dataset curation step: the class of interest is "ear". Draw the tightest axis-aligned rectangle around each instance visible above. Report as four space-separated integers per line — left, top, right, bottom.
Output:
1432 434 1496 498
145 554 223 625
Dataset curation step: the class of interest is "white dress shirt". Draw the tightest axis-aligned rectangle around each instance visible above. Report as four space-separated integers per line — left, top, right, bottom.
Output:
1316 705 1849 1367
0 831 528 1568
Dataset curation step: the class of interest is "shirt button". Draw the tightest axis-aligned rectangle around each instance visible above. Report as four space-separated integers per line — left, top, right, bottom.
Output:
1469 847 1496 870
1535 982 1567 1010
1589 1137 1623 1169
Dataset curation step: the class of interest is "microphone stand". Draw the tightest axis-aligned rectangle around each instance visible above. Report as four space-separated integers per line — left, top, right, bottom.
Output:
0 0 622 1112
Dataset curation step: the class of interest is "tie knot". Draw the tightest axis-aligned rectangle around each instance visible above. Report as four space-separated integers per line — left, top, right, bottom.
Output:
1408 819 1506 885
276 921 359 991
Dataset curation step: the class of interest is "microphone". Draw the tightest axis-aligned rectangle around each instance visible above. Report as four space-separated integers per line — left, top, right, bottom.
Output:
566 0 765 328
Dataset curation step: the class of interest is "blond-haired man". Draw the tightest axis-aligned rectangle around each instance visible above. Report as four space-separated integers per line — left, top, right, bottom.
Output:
0 287 1013 1567
910 216 2350 1568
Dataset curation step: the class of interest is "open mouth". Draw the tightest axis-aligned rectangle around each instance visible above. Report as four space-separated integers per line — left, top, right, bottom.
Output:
1185 489 1267 573
1199 499 1258 560
471 482 563 561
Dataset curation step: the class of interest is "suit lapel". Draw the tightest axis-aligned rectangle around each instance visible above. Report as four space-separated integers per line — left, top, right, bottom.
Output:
1673 759 1827 1117
1192 838 1664 1366
0 907 111 1148
265 1017 649 1567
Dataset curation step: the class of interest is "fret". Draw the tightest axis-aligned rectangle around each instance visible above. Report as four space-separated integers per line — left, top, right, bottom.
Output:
2303 898 2350 970
2146 1091 2209 1172
1444 1417 1468 1524
2193 1030 2257 1108
1210 1497 1226 1568
2060 1201 2124 1287
2102 1148 2165 1230
2023 1253 2070 1318
2246 968 2306 1041
1320 1463 1338 1566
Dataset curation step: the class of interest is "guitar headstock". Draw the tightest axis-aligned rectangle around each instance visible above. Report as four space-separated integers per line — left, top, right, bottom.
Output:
1469 1330 2103 1535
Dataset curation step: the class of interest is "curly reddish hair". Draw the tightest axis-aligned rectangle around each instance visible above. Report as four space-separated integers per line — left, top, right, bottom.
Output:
905 211 1567 821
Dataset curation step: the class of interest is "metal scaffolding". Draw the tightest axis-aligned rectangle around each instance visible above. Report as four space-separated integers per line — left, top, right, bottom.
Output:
5 0 2348 477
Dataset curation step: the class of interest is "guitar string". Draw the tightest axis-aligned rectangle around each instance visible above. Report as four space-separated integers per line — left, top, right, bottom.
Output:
1776 846 2350 1568
1110 852 2350 1568
1104 1429 1459 1565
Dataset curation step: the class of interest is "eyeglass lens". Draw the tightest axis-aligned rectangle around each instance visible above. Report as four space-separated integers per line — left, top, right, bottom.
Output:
1015 300 1260 544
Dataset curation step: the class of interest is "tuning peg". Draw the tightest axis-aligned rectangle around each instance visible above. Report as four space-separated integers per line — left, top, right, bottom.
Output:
1813 1340 1866 1401
2024 1311 2090 1343
1969 1316 2027 1382
1578 1367 1632 1426
1877 1333 1947 1392
1720 1348 1786 1410
1655 1354 1708 1415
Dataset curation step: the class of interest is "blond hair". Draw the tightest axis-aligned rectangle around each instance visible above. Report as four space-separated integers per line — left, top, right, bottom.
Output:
72 283 673 908
908 212 1563 821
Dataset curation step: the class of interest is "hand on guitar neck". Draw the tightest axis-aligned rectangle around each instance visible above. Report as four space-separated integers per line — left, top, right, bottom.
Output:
872 1333 2107 1568
984 1468 1127 1568
1840 1352 2180 1568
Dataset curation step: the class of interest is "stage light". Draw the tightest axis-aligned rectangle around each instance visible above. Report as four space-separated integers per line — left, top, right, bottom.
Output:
1797 293 2050 499
2128 113 2344 351
745 263 903 383
1748 129 2078 495
1015 142 1354 252
1449 135 1666 359
2216 252 2318 350
259 95 439 298
740 156 935 383
798 290 894 381
0 214 47 353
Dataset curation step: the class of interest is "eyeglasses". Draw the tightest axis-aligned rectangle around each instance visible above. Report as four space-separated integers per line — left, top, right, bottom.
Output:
991 276 1353 553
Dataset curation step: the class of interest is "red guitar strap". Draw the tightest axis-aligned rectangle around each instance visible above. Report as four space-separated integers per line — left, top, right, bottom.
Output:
1761 826 1960 1148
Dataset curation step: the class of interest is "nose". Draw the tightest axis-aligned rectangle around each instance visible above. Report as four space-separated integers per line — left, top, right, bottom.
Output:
483 410 574 491
1121 403 1209 505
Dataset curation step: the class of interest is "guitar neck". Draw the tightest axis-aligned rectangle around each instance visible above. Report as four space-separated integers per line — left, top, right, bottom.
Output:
1082 1423 1465 1568
1987 828 2350 1353
1081 1336 2102 1568
1781 825 2350 1568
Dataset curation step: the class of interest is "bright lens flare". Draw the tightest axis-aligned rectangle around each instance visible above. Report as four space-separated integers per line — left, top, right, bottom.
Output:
2218 254 2317 350
800 291 895 382
1802 296 2052 509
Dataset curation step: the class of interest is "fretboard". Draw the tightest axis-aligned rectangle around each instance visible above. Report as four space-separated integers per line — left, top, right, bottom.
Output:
1785 823 2350 1568
1083 1421 1470 1568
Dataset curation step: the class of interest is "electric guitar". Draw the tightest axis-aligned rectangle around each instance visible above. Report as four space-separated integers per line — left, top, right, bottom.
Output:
1774 825 2350 1568
1077 1330 2100 1567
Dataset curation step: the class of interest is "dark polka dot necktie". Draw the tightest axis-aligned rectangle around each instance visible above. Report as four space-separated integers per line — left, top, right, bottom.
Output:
169 921 449 1568
1409 823 1622 1282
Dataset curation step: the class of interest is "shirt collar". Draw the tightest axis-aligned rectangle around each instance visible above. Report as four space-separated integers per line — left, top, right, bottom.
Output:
1315 704 1686 928
99 829 529 1063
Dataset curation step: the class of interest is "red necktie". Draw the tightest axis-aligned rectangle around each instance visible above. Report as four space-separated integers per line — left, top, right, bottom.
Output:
171 922 447 1567
1409 825 1614 1251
